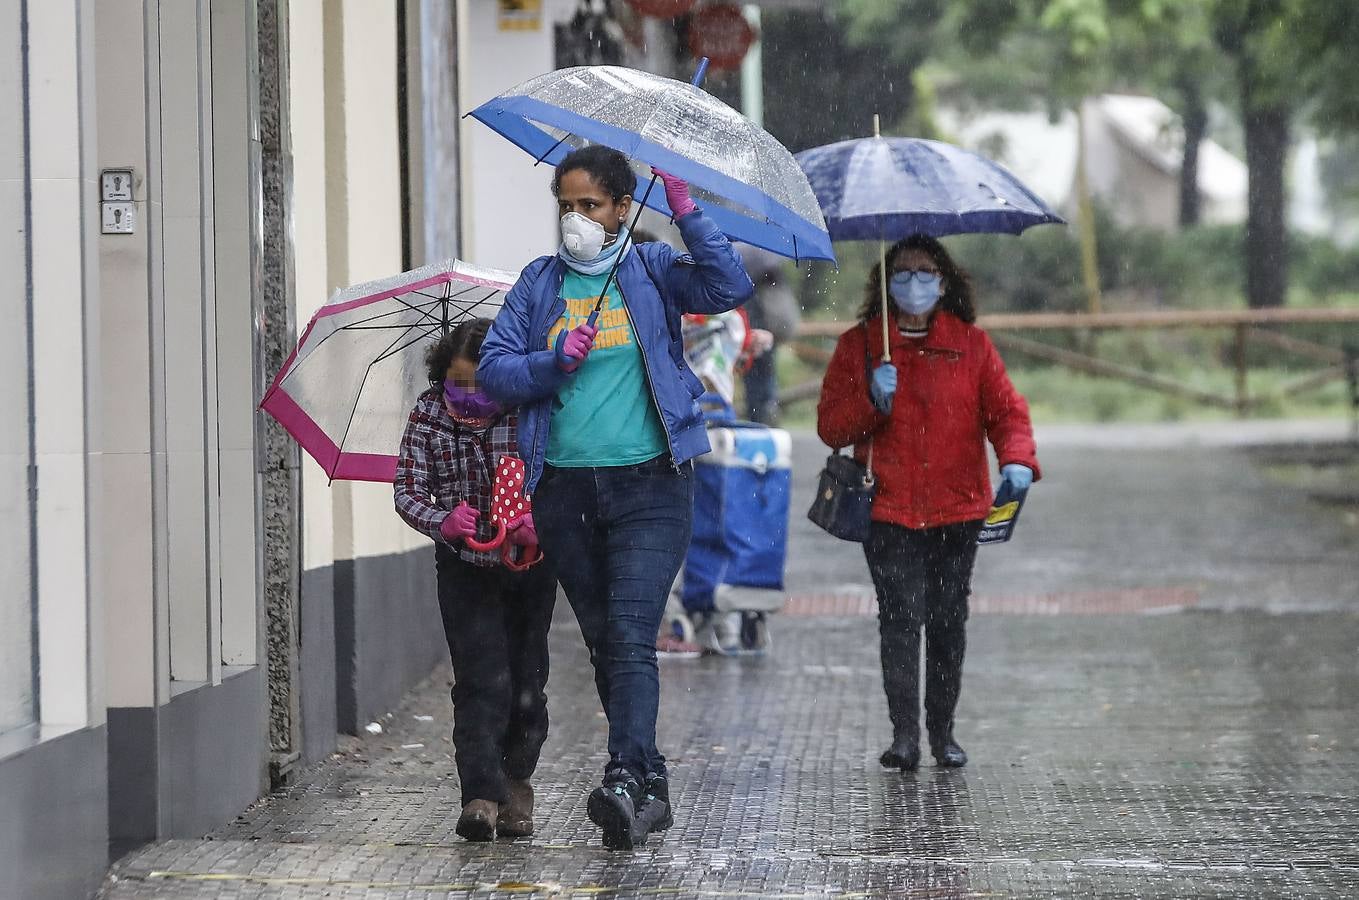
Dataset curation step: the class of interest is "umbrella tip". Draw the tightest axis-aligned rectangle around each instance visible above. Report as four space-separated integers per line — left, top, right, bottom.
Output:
691 57 710 87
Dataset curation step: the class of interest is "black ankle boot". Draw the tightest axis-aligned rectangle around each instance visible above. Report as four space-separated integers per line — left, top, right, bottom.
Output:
930 734 967 767
880 733 920 771
587 768 647 850
635 773 673 834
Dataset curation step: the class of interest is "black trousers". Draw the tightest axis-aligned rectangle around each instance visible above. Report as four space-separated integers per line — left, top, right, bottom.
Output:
435 543 557 806
863 520 982 746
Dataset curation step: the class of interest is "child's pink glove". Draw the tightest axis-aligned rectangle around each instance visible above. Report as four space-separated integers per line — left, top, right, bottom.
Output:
652 167 696 219
439 502 479 543
507 513 538 546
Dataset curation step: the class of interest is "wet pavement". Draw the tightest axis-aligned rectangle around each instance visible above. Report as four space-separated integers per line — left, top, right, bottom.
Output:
102 426 1359 898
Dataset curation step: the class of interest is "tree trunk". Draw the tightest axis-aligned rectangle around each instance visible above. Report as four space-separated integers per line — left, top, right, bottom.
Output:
1177 81 1206 228
1240 93 1290 308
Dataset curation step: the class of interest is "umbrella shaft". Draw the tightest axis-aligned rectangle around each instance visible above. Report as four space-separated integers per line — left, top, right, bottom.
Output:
591 173 661 320
879 240 891 363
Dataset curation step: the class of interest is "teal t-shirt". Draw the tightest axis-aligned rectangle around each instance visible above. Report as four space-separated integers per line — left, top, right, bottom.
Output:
545 269 669 467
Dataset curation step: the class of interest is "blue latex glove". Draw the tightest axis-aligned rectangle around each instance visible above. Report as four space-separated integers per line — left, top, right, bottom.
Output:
869 363 897 414
1000 464 1033 491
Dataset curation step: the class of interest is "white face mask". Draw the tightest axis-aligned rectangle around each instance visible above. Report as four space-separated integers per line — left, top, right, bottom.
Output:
560 212 607 261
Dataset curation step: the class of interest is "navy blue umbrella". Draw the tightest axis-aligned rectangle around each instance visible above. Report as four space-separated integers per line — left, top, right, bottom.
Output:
796 123 1064 360
794 134 1065 241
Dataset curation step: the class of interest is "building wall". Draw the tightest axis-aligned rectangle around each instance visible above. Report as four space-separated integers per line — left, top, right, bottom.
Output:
289 0 450 739
96 0 269 850
0 1 109 897
1 3 468 894
459 0 576 273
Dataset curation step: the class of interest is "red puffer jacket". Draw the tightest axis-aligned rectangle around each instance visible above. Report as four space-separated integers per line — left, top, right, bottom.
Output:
816 312 1040 530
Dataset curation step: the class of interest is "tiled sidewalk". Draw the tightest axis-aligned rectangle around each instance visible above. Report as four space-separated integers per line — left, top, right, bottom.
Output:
101 435 1359 898
102 611 1359 898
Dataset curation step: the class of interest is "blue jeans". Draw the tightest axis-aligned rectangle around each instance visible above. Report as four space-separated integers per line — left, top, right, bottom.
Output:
532 455 694 782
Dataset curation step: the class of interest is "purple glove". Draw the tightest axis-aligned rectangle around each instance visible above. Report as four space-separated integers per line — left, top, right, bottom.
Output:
555 322 598 373
507 513 537 546
439 502 479 543
652 167 696 219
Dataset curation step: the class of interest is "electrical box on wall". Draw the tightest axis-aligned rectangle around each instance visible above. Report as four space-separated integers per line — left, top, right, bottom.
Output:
100 168 136 234
101 169 133 201
101 202 136 234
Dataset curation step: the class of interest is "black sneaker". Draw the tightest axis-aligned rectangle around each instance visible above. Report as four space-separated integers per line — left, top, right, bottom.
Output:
586 769 646 850
636 774 673 834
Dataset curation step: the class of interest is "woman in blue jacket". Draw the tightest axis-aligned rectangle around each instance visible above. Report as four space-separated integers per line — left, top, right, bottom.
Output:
479 145 753 850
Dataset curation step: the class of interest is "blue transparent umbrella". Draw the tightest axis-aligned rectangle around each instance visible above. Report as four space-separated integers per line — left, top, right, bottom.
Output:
469 65 834 263
796 123 1065 360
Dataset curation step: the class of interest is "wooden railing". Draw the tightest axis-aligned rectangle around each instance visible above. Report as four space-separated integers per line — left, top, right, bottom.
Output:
781 308 1359 415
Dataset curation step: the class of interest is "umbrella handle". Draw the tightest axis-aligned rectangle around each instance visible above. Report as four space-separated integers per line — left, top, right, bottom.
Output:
501 542 543 571
464 520 507 553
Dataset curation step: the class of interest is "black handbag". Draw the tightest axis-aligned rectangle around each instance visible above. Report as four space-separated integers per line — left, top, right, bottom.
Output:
807 343 879 543
807 447 876 542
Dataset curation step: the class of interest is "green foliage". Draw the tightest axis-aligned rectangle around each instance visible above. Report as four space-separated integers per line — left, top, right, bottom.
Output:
760 6 935 152
1290 0 1359 135
797 212 1359 322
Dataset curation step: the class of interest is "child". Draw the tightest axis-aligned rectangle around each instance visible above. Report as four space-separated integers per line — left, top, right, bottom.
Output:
394 317 556 841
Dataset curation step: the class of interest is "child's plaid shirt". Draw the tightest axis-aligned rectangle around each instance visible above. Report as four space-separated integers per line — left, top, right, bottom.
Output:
394 387 520 567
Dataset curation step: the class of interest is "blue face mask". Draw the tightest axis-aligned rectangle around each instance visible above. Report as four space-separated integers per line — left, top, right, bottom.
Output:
889 271 941 317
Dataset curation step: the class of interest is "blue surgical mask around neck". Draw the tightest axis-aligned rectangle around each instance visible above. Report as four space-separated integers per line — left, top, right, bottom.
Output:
559 223 631 276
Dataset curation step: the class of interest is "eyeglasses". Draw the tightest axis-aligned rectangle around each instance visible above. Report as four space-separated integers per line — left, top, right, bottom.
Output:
890 268 940 281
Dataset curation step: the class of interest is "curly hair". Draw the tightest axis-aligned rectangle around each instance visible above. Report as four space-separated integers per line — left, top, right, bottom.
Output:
857 234 976 325
424 317 492 386
552 144 636 202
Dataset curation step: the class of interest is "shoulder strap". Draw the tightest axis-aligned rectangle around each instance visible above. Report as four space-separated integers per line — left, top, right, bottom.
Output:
858 325 876 481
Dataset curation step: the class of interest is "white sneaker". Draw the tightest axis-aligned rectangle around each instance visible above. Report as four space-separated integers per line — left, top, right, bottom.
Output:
694 611 741 656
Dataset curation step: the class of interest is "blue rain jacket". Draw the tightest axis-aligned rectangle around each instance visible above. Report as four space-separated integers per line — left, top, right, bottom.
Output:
479 210 755 494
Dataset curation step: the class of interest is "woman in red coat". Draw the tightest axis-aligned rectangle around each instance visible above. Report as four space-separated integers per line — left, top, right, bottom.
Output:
817 234 1039 771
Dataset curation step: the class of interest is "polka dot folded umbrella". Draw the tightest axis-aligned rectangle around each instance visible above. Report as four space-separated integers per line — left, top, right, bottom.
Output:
464 455 542 571
260 259 516 482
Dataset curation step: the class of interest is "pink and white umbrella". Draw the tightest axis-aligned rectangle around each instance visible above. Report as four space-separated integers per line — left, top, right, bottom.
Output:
261 259 517 482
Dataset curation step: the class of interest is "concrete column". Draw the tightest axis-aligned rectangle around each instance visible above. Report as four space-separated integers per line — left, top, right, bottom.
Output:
252 0 306 784
30 0 99 727
97 0 165 712
287 0 339 762
99 0 269 845
0 0 37 736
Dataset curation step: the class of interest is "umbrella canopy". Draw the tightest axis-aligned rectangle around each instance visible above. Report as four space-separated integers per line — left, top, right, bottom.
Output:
261 260 515 482
469 65 834 263
795 136 1065 241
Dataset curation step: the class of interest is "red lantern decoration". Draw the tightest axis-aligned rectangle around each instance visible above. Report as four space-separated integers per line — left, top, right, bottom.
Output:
688 3 756 71
625 0 697 17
